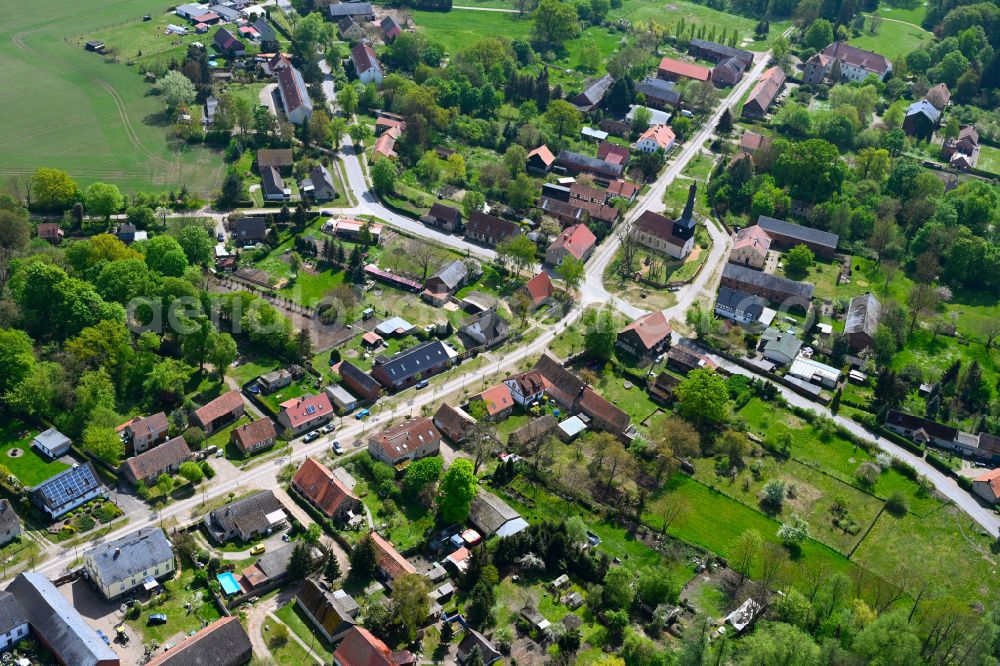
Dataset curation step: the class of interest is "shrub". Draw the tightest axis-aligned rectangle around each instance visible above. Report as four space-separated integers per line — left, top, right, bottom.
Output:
890 456 917 479
885 491 909 516
875 453 892 470
267 623 289 649
761 479 787 509
854 462 881 487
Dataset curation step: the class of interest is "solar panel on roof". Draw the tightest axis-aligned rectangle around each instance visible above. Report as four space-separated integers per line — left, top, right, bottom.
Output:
306 405 316 415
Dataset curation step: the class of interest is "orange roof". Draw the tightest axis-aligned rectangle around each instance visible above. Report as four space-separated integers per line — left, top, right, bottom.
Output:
974 469 1000 497
527 145 555 166
193 390 244 427
620 310 672 350
658 57 711 81
334 627 396 666
369 531 417 579
523 271 554 306
638 124 675 149
607 179 640 199
474 384 514 417
732 224 771 254
292 457 359 518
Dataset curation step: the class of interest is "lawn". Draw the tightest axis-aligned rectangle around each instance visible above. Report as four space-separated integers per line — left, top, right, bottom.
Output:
262 616 322 666
0 0 224 194
231 354 283 387
869 2 927 25
978 144 1000 176
849 17 931 60
0 420 70 486
258 380 313 414
412 9 532 54
589 371 661 424
130 566 222 644
274 601 336 663
614 0 790 51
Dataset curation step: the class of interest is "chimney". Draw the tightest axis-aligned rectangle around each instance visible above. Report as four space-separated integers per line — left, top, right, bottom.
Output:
681 183 697 223
113 547 121 560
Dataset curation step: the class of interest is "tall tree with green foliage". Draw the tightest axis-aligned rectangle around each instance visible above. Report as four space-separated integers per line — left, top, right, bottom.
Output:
582 308 617 360
438 459 478 523
372 158 397 194
532 0 581 50
403 456 443 495
84 183 124 221
674 369 729 429
544 99 582 139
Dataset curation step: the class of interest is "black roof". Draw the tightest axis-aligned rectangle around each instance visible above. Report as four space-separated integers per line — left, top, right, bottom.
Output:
429 203 461 224
467 211 519 241
636 77 681 105
555 150 624 178
0 591 25 637
885 410 958 442
32 462 101 512
329 2 373 16
339 360 382 395
756 216 839 250
715 286 767 318
147 616 252 666
689 38 753 64
722 263 814 300
0 500 19 536
234 217 267 241
374 340 450 383
207 490 284 537
261 166 285 197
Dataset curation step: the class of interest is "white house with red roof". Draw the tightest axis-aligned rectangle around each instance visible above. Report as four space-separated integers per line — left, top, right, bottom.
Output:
278 393 334 436
545 224 597 266
635 124 675 153
729 224 771 270
973 469 1000 505
351 42 383 85
521 271 555 309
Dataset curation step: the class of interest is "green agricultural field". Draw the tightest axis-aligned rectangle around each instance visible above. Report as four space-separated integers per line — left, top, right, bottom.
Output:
849 16 931 60
614 0 790 51
0 420 70 486
978 145 1000 175
0 0 224 194
412 9 532 53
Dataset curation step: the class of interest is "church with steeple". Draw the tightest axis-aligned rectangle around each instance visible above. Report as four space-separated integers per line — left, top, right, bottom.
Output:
631 183 698 260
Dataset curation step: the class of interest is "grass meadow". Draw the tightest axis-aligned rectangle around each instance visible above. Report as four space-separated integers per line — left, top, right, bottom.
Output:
0 0 224 194
849 17 931 60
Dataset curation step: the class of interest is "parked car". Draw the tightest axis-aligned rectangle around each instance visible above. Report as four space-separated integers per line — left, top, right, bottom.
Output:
332 441 344 455
303 430 320 443
217 232 225 242
148 614 168 625
247 384 261 395
250 545 266 556
415 380 429 389
321 423 335 434
281 533 291 542
355 408 370 420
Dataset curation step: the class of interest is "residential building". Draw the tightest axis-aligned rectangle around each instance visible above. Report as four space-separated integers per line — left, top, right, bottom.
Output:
328 2 375 20
597 141 631 166
666 345 715 374
297 579 359 643
0 591 27 652
233 217 268 244
351 42 383 85
711 56 746 86
203 490 287 543
788 355 841 388
239 542 315 592
714 286 768 324
292 457 361 520
546 224 597 266
648 371 681 404
32 428 71 459
338 17 366 41
657 56 711 82
115 223 139 243
844 292 881 350
635 76 682 109
689 38 753 66
903 99 940 141
721 263 813 305
121 436 192 486
83 527 174 600
338 361 382 402
192 390 245 435
526 145 556 173
635 124 675 153
213 27 245 56
925 82 950 111
368 532 417 581
464 211 519 247
424 202 463 231
303 165 337 201
554 150 624 182
972 469 1000 505
470 384 515 420
370 340 454 391
632 184 697 259
509 415 559 449
504 370 546 406
742 66 786 119
230 418 278 456
252 16 276 42
124 411 168 454
537 196 620 228
532 354 633 439
278 393 334 436
260 165 290 201
468 491 528 537
368 418 441 466
276 65 313 125
458 630 501 665
0 500 21 547
755 216 839 258
802 41 891 84
941 124 979 167
423 259 469 305
334 626 414 666
434 403 477 445
380 16 401 42
32 463 104 519
729 224 771 269
616 310 672 360
145 616 252 666
372 127 400 160
36 222 64 244
259 369 293 392
521 271 555 309
6 572 120 666
327 384 358 412
760 328 802 365
570 74 614 112
739 131 773 157
570 181 606 204
459 308 510 349
607 178 640 201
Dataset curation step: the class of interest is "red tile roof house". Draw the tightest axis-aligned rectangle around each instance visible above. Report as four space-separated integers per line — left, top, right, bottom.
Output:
335 626 416 666
635 124 675 153
546 224 597 267
230 418 278 456
121 436 193 486
597 141 630 166
972 469 1000 505
657 56 711 82
292 457 361 520
433 403 477 445
123 411 169 454
739 131 773 156
36 223 64 244
526 145 556 173
191 390 245 435
503 369 546 407
729 224 772 270
470 384 515 421
741 66 786 119
368 417 442 466
278 393 335 436
521 271 555 309
368 532 418 581
607 179 640 201
213 27 246 56
616 311 672 361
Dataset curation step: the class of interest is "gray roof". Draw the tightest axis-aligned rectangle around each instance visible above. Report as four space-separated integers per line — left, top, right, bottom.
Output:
468 491 521 535
33 428 70 452
147 615 252 666
0 500 19 535
636 77 681 105
309 165 336 198
845 292 881 338
255 542 298 579
373 340 451 383
338 361 382 396
329 1 373 16
6 573 119 666
32 462 102 513
762 328 802 361
906 99 941 123
84 527 173 586
716 286 767 318
689 38 753 64
208 490 285 537
571 74 614 109
0 591 25 636
555 150 624 178
722 263 814 301
459 629 501 665
261 166 285 197
430 260 468 291
755 216 839 250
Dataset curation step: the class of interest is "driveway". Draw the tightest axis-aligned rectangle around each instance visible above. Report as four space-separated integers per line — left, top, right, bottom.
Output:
59 579 145 665
259 83 279 118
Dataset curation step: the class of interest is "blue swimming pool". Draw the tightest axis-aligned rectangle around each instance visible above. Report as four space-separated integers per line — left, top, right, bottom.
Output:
217 572 242 596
